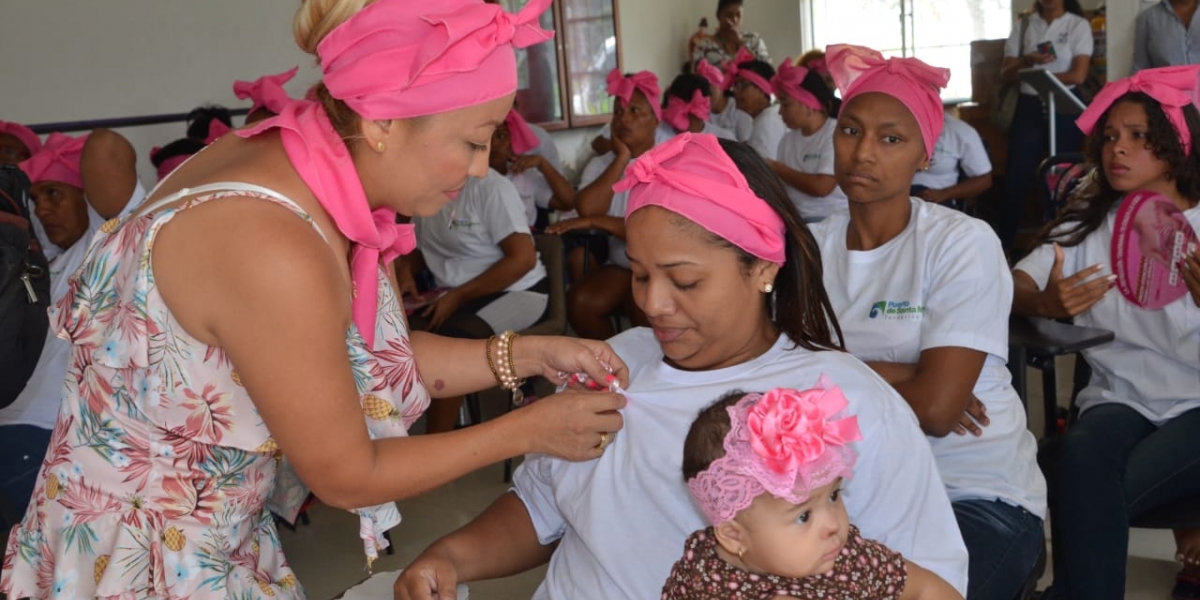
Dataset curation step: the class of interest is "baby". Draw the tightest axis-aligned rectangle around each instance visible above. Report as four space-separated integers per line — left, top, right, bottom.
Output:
662 380 962 600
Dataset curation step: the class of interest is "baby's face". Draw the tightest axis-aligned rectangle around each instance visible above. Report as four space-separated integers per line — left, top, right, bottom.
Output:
735 478 850 579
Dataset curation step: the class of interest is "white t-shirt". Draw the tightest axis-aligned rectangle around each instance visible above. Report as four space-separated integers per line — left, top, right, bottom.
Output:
746 104 786 161
912 114 993 191
513 329 970 600
1014 205 1200 426
577 152 635 269
506 168 553 227
811 199 1047 518
413 169 546 291
1 182 148 430
700 120 736 140
776 119 848 222
1004 12 1094 96
712 99 754 143
528 123 564 174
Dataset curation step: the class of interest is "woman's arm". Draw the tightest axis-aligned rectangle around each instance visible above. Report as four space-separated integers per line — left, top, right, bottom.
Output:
153 199 626 510
916 173 992 204
420 233 537 330
395 492 556 599
512 155 576 211
1012 244 1111 318
576 150 630 217
80 128 138 219
545 215 625 240
868 347 987 438
900 559 965 600
768 159 837 197
1054 55 1091 87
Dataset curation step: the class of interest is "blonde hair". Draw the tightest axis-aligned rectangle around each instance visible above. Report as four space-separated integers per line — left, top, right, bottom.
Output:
293 0 376 141
797 49 825 68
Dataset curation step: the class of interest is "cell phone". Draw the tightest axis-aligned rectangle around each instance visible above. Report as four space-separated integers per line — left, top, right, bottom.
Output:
1036 41 1057 59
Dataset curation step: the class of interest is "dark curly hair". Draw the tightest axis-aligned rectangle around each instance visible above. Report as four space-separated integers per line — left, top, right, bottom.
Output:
799 68 841 117
1034 92 1200 249
737 59 776 87
185 105 233 141
663 73 713 107
682 390 746 481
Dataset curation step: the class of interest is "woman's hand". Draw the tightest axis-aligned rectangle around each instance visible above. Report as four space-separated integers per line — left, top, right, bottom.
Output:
1022 52 1053 66
394 552 460 600
612 133 632 162
421 289 465 331
1038 244 1114 318
514 335 630 388
510 154 546 174
1182 249 1200 308
518 390 627 460
916 188 951 204
544 216 595 235
952 395 990 437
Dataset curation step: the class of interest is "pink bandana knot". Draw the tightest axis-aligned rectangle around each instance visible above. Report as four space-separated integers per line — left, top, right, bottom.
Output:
504 109 540 155
616 132 786 264
234 67 299 116
826 44 950 158
0 121 42 156
664 90 712 132
687 377 862 525
696 60 729 92
1076 65 1200 156
606 69 663 121
772 59 823 111
19 132 87 188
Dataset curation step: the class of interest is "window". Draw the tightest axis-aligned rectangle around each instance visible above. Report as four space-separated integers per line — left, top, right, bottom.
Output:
499 0 622 129
806 0 1013 101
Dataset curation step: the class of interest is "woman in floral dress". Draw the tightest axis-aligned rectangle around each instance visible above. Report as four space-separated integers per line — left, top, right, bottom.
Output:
0 0 628 598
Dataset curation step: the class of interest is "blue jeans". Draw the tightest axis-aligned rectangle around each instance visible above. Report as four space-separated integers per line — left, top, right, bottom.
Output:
955 498 1045 600
1046 404 1200 600
998 94 1086 250
0 424 53 529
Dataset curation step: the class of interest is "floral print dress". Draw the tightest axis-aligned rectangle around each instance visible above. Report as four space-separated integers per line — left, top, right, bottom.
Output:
1 184 430 599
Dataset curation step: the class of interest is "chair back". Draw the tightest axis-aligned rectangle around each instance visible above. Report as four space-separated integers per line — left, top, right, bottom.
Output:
1036 152 1089 221
520 234 567 336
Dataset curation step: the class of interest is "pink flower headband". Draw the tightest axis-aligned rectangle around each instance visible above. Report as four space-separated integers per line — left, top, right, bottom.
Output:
606 69 663 121
826 44 949 159
233 67 298 116
1076 65 1200 157
663 90 711 132
773 59 823 111
19 132 87 189
688 378 862 525
504 109 540 155
0 121 42 156
616 132 786 264
319 0 554 120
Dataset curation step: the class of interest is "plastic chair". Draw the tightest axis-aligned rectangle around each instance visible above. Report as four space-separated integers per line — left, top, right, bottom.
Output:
1035 152 1088 222
464 234 567 482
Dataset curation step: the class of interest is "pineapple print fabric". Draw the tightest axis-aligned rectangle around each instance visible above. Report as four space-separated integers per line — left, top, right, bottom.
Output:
1 188 430 599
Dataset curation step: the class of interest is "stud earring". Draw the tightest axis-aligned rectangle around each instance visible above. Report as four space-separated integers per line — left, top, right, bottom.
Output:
763 283 774 294
376 141 386 153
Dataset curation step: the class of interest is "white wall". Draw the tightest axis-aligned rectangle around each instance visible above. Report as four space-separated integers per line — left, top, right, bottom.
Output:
742 1 805 62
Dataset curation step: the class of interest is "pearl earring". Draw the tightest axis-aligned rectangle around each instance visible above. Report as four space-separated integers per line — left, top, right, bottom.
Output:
376 141 386 153
763 283 774 294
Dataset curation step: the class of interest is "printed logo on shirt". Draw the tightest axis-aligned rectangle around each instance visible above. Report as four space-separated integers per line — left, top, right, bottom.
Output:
449 219 479 230
869 300 926 320
803 153 823 162
1057 32 1068 45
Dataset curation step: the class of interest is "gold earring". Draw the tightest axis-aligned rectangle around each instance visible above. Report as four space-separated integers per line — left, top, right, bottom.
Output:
738 548 746 559
376 141 386 153
763 283 774 294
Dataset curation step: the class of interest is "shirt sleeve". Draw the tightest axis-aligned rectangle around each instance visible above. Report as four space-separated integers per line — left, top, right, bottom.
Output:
1013 242 1057 289
578 152 614 189
481 175 533 246
1069 16 1095 58
749 33 769 62
734 109 754 143
1004 18 1022 58
511 455 568 545
919 219 1012 359
748 119 777 161
954 121 992 177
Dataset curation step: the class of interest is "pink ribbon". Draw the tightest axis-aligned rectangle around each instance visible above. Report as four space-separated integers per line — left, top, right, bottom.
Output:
826 44 950 158
233 67 298 116
154 154 190 182
319 0 554 120
663 90 712 132
237 101 416 347
204 120 233 145
0 121 42 155
1076 65 1200 156
606 69 663 121
807 57 829 76
696 60 729 92
504 109 540 155
772 59 823 111
616 132 785 264
19 132 87 188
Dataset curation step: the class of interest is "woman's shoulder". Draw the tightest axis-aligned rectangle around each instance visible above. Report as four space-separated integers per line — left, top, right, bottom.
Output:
607 327 663 370
912 199 999 246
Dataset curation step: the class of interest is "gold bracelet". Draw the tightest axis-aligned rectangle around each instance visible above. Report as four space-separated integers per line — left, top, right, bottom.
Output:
505 331 523 389
485 335 503 388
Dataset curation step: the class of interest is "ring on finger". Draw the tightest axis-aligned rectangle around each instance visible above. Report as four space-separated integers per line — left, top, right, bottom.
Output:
595 432 612 451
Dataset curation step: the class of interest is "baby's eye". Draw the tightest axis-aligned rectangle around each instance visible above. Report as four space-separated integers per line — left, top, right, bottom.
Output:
830 488 842 502
796 510 811 524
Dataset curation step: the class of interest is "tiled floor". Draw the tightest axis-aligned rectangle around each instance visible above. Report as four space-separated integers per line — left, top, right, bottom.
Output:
282 364 1186 599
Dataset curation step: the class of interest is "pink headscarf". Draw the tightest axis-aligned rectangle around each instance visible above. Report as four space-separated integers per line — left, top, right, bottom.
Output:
772 59 823 111
731 47 772 97
233 67 299 116
806 56 829 76
237 0 553 349
151 150 191 183
687 379 862 525
1076 65 1200 157
615 132 785 264
204 120 233 145
696 60 730 92
0 121 42 156
19 132 87 189
826 44 950 159
606 69 663 121
663 90 712 132
319 0 553 120
504 109 540 155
